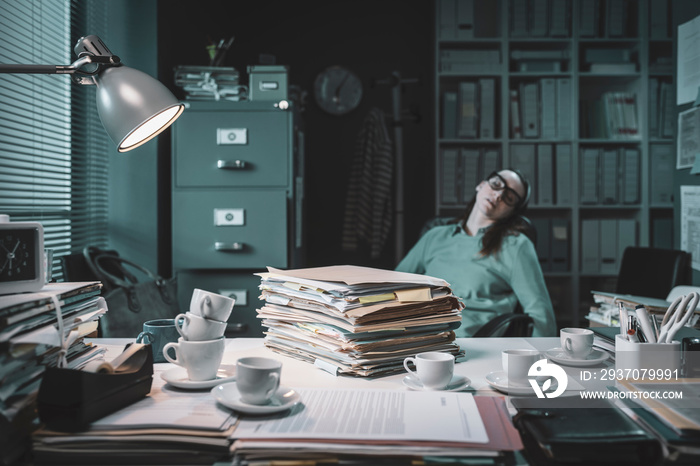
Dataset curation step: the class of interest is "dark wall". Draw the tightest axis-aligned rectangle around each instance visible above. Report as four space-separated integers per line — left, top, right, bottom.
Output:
157 0 435 272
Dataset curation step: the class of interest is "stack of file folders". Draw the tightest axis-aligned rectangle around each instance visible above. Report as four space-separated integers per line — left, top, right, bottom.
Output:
0 282 107 465
256 265 464 377
173 65 245 101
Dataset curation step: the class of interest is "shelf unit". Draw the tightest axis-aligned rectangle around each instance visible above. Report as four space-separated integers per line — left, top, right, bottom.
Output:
434 0 675 328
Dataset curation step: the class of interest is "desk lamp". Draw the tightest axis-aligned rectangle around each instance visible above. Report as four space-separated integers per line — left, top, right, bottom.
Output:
0 35 184 152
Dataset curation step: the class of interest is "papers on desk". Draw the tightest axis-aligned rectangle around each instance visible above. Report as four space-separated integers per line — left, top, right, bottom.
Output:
588 290 700 328
0 282 106 465
232 389 522 462
256 265 465 377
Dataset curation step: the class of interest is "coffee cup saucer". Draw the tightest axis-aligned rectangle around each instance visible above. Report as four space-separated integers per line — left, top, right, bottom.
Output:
161 364 236 390
211 384 302 415
402 374 471 392
544 347 609 367
485 371 542 396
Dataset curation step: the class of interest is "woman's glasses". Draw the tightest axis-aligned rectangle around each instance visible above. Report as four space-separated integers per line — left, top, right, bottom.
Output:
486 172 523 207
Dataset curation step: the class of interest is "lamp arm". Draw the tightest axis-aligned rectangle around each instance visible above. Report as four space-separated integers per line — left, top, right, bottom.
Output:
0 55 120 76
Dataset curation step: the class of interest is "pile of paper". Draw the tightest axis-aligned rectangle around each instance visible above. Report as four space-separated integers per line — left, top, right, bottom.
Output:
256 265 464 377
31 372 237 465
174 66 245 101
0 282 106 464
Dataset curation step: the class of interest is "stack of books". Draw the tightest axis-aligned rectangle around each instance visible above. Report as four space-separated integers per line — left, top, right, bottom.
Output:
0 282 106 464
173 66 245 101
256 265 464 377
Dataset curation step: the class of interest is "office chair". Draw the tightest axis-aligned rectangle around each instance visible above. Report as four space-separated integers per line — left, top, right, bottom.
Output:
418 215 538 337
616 247 691 299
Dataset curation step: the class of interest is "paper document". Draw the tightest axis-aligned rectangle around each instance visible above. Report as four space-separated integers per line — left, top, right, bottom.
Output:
234 388 489 444
677 13 700 105
681 185 700 271
266 265 450 288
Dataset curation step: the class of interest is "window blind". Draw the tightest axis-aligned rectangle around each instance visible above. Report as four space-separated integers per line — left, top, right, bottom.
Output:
0 0 109 280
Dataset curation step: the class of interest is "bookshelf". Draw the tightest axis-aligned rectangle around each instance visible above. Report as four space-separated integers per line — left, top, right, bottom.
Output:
434 0 675 328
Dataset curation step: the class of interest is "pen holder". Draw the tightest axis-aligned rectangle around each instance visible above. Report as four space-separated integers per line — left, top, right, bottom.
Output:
615 334 681 372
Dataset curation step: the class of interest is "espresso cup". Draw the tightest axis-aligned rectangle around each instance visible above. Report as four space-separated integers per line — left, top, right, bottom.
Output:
502 349 541 386
175 312 227 341
162 337 225 381
561 328 594 359
236 357 282 405
189 288 235 323
403 352 454 390
136 318 180 363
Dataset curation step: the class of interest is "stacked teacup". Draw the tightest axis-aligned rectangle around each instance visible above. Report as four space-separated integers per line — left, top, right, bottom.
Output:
163 289 235 381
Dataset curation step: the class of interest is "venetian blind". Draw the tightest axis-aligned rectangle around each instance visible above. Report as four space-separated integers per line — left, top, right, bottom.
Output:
0 0 109 280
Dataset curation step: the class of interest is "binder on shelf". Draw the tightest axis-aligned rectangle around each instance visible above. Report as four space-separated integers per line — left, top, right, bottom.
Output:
510 0 529 36
442 91 458 139
659 82 674 138
649 78 659 138
621 93 639 139
580 148 599 204
607 0 627 37
599 219 618 275
622 148 640 204
555 144 572 205
511 144 537 204
540 79 557 139
616 219 637 271
550 218 569 272
650 0 668 39
482 148 501 179
461 148 481 204
650 144 674 204
438 0 457 40
520 82 539 138
600 149 618 204
458 81 478 139
549 0 571 37
510 89 522 139
456 0 475 39
556 78 572 139
529 0 549 37
441 148 460 205
479 78 496 139
537 144 554 206
532 218 551 272
579 0 600 37
581 219 600 274
652 218 673 250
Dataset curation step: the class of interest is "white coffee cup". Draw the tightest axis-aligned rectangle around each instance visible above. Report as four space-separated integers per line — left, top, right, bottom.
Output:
175 312 227 341
502 349 541 386
236 357 282 405
189 288 235 323
560 328 594 359
163 337 225 381
403 352 455 390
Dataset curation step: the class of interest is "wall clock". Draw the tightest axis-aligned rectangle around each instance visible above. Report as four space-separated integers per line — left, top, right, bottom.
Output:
0 215 45 295
314 66 363 115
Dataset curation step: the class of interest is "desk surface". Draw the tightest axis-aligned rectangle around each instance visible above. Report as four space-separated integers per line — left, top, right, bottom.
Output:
89 337 612 396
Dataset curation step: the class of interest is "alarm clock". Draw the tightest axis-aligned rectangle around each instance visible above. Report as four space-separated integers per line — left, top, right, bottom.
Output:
0 215 45 295
314 66 363 115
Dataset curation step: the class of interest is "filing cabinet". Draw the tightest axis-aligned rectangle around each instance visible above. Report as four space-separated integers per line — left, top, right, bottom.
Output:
171 100 303 337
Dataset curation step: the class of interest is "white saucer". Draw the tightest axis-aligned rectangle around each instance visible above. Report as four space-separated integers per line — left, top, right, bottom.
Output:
211 384 301 414
161 364 236 389
544 347 609 367
485 371 540 396
402 374 471 392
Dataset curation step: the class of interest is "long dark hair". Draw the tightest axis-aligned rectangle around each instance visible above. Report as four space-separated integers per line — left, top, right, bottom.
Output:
452 169 531 257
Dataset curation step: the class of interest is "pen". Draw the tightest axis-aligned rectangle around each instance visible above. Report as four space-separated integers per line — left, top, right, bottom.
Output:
634 305 656 343
627 328 640 342
618 302 628 336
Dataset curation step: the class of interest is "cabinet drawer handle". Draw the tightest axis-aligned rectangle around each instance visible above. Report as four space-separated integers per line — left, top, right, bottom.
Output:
217 159 247 170
215 242 245 252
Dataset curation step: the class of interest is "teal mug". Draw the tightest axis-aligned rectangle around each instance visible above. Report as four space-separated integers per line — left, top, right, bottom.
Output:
136 319 180 363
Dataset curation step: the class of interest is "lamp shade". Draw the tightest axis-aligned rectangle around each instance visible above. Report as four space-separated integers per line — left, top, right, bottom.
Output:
94 65 184 152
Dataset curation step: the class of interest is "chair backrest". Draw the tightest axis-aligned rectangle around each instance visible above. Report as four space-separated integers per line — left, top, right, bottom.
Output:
472 313 534 337
616 247 691 299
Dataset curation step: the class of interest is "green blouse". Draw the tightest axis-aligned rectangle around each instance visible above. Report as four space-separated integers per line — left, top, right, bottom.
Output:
396 224 557 337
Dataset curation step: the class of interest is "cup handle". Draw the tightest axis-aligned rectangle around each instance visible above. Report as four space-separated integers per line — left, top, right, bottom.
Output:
199 295 212 317
175 313 189 339
162 342 180 365
136 331 154 345
403 357 418 379
564 338 573 353
265 372 280 399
